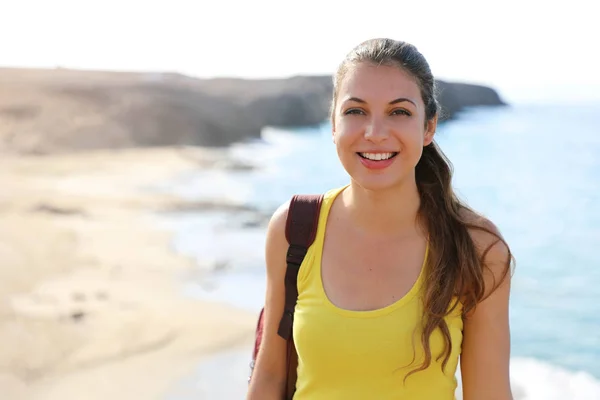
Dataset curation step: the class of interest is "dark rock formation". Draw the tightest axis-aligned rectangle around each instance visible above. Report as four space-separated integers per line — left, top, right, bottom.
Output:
436 80 507 119
0 68 505 155
193 76 333 128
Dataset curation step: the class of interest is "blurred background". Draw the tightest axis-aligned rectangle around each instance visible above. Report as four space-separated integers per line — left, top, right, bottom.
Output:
1 0 598 399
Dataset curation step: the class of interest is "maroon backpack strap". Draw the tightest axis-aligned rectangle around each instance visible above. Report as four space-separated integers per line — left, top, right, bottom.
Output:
277 194 324 340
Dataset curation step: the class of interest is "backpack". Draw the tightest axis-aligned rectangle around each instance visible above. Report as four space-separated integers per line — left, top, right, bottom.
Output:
248 193 324 400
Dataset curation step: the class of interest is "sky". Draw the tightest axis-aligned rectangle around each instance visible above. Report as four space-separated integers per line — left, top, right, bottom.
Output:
2 0 598 104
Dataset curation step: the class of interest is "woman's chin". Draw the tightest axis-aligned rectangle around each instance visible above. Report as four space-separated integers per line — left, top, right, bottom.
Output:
340 159 416 192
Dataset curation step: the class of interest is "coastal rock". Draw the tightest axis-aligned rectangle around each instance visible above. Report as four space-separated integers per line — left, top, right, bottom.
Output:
436 80 507 119
193 75 333 128
0 68 505 155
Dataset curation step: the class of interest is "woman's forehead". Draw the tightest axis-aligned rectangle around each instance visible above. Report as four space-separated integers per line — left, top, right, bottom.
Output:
338 62 422 105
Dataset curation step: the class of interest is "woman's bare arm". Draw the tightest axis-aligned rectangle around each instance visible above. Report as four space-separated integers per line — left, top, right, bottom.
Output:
461 219 514 400
246 201 291 400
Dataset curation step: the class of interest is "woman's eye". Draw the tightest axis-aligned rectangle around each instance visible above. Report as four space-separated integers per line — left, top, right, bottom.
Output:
344 108 365 115
391 109 411 116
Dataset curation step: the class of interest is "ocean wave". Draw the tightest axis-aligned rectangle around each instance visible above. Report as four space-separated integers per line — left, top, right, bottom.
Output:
456 357 600 400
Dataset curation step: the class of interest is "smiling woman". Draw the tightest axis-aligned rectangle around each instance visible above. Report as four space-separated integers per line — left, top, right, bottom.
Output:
246 38 515 400
332 62 431 191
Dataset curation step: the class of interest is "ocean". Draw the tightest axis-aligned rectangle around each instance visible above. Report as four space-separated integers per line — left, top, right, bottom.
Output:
159 102 600 399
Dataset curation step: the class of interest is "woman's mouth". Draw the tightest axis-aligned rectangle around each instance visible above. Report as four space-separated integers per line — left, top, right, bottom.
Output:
357 152 399 170
357 152 398 161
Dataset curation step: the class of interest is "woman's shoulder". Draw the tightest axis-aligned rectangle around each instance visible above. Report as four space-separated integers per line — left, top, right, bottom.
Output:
459 207 507 248
459 206 514 297
267 185 347 231
266 200 292 241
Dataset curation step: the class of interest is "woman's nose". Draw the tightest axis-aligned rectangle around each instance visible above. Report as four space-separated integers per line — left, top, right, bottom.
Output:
364 117 389 143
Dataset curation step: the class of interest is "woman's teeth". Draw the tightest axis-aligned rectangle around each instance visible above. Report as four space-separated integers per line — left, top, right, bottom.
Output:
358 152 398 161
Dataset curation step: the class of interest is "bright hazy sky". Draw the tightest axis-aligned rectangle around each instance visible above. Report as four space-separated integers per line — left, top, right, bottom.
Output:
2 0 598 103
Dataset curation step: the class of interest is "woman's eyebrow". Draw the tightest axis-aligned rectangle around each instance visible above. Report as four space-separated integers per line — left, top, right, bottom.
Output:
343 96 417 107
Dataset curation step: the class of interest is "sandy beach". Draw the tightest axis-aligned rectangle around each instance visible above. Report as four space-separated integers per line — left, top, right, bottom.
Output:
0 146 258 400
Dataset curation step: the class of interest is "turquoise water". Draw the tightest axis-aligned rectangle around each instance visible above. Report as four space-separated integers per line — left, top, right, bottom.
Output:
162 103 600 399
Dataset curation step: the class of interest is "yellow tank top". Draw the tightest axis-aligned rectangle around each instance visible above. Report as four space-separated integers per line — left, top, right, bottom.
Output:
293 186 464 399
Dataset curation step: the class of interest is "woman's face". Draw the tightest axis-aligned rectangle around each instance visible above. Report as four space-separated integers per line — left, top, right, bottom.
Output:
332 62 436 192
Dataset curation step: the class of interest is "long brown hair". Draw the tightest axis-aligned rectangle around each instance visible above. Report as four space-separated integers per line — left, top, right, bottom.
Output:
330 38 514 377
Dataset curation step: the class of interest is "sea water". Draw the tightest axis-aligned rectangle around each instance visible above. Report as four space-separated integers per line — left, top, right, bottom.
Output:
162 102 600 399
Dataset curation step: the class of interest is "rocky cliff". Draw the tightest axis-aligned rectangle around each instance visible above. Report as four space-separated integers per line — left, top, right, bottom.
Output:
0 68 505 155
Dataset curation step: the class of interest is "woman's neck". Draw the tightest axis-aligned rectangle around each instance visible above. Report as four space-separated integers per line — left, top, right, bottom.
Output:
342 177 423 237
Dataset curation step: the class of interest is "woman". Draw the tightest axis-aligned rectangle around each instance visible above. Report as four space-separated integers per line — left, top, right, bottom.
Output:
247 38 514 400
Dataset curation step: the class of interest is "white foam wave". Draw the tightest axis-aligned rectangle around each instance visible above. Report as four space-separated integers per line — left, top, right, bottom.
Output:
456 357 600 400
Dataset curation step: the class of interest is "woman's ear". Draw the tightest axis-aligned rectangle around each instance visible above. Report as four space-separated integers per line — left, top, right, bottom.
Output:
423 115 438 146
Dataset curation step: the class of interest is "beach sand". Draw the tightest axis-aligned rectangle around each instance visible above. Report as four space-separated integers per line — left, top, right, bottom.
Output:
0 147 258 400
